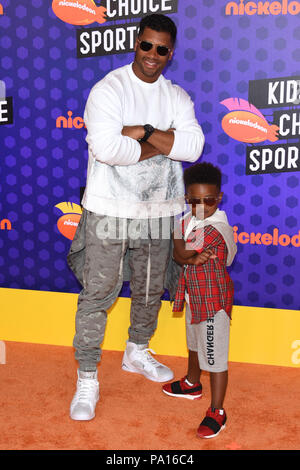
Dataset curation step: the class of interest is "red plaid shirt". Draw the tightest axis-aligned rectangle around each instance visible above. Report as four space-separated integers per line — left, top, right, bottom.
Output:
173 221 234 324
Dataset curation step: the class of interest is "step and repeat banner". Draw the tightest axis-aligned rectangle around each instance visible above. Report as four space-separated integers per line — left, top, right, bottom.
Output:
1 0 300 311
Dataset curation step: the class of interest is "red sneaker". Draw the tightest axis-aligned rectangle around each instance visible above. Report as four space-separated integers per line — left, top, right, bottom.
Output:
162 376 202 400
197 407 227 438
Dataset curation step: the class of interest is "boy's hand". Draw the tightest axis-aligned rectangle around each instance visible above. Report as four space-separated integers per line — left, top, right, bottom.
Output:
192 250 215 265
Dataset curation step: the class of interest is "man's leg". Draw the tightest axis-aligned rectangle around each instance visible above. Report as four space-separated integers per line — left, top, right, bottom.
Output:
71 212 127 420
128 238 169 344
122 234 174 382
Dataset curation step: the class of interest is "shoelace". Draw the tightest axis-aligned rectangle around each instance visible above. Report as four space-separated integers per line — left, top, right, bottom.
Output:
75 378 98 403
136 348 161 368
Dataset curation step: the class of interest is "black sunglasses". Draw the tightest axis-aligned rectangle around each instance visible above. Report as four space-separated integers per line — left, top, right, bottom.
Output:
137 39 171 57
186 197 220 207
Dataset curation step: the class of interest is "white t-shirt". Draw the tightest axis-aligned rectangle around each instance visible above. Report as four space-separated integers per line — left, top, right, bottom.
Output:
82 63 204 219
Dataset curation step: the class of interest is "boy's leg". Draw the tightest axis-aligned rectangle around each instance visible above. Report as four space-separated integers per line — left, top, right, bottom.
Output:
196 310 230 438
197 371 228 438
162 348 203 400
187 351 201 384
210 370 228 410
186 304 202 384
204 309 230 409
162 304 203 399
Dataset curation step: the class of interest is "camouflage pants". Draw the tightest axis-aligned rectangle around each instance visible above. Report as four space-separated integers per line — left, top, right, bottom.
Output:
72 210 172 371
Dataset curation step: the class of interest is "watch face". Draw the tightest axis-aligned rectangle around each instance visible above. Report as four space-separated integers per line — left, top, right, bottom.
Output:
140 124 154 142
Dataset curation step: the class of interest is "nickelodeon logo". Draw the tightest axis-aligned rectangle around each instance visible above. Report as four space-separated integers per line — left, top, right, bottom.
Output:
55 202 82 240
0 4 3 15
52 0 107 25
56 111 86 129
221 98 279 144
225 0 300 15
233 226 300 247
0 219 12 230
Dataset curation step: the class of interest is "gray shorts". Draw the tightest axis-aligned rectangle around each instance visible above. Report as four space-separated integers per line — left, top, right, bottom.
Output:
185 304 230 373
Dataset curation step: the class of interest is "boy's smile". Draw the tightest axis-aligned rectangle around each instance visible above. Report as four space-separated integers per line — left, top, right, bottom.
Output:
186 183 223 219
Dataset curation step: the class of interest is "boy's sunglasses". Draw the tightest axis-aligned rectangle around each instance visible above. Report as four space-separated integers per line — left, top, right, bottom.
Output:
137 39 171 57
186 197 220 207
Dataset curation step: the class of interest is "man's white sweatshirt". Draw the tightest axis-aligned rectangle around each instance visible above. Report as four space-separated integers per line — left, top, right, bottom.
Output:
82 63 204 219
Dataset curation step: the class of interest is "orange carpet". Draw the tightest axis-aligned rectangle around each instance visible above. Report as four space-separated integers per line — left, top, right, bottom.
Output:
0 341 299 451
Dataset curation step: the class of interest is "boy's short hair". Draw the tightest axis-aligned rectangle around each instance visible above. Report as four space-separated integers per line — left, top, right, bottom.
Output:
184 162 222 191
138 14 177 45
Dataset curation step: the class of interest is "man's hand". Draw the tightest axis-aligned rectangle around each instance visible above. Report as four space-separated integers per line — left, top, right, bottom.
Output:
122 125 144 141
139 141 160 161
122 125 175 157
121 126 160 161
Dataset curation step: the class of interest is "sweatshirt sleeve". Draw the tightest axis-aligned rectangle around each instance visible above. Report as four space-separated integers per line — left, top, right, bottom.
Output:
167 86 205 163
83 81 141 166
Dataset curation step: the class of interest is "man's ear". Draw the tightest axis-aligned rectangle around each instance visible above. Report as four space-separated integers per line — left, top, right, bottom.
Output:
134 36 139 52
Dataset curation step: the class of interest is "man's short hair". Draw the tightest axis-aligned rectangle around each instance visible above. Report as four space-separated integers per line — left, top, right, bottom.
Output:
138 14 177 45
184 162 222 191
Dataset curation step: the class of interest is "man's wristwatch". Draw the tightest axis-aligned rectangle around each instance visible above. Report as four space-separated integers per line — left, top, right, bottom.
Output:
138 124 155 143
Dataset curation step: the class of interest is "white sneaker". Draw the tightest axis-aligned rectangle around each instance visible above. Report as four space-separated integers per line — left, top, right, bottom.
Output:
122 341 174 383
70 370 99 421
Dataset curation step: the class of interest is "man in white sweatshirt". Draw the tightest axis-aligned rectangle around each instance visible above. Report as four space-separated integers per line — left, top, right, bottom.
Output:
68 13 204 421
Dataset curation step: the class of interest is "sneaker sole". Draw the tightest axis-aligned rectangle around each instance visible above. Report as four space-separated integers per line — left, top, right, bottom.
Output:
70 412 96 421
162 388 202 400
197 423 226 439
122 362 174 383
70 394 99 421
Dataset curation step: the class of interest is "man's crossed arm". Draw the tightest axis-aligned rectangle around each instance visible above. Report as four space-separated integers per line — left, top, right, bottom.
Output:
121 125 175 161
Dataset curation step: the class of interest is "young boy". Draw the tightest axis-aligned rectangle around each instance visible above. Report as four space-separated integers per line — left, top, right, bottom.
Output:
162 162 237 439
